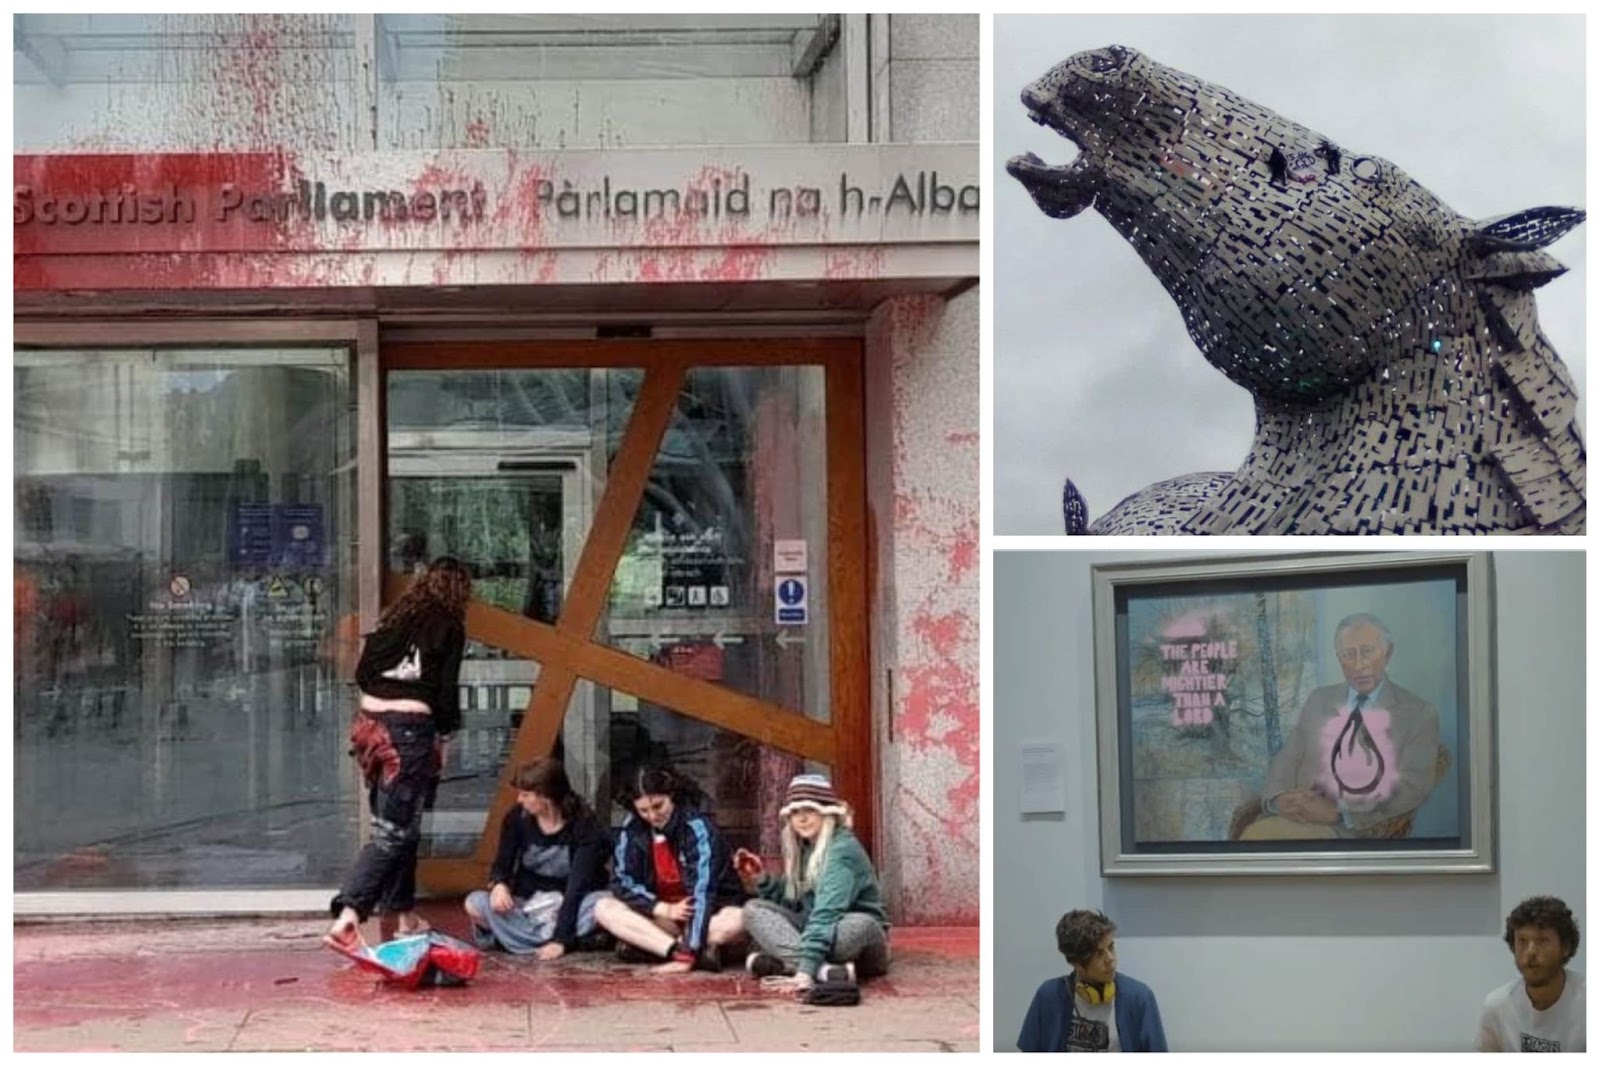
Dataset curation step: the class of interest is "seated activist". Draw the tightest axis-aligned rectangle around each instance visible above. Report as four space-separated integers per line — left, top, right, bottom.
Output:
592 764 747 973
1018 909 1168 1053
734 774 891 993
463 758 611 959
1478 896 1585 1052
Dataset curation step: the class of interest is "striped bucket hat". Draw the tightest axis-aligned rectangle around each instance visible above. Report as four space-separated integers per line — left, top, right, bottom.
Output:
779 773 850 819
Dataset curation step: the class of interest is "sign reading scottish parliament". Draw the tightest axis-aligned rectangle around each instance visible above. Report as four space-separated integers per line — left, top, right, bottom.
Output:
14 172 974 228
14 146 979 261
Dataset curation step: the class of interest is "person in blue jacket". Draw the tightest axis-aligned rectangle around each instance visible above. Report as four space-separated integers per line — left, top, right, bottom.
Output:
592 764 747 973
1018 909 1168 1052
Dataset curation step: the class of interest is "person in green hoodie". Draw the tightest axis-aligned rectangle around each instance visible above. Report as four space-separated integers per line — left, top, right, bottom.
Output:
734 774 891 992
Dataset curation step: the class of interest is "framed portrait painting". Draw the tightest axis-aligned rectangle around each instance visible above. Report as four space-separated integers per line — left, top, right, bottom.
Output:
1092 552 1494 875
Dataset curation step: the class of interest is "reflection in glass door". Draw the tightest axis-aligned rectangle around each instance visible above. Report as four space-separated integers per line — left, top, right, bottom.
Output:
387 444 590 858
15 347 356 893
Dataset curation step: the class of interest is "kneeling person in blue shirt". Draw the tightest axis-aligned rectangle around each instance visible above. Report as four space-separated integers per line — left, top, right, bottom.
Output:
1018 909 1168 1052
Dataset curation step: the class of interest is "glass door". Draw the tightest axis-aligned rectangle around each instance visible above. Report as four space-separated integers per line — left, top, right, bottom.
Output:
379 345 869 895
385 366 634 883
387 443 591 858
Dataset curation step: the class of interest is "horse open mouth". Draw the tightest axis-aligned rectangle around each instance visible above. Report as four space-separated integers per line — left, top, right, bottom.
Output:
1006 106 1100 220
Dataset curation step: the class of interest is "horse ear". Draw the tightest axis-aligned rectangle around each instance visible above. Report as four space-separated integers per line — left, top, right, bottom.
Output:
1466 248 1569 291
1468 206 1585 252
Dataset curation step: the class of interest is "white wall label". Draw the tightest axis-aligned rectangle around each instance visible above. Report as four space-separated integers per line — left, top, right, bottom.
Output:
1019 740 1067 814
774 539 808 573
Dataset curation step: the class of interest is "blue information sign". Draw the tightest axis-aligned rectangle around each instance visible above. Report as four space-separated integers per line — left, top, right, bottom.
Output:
230 503 325 569
775 576 808 625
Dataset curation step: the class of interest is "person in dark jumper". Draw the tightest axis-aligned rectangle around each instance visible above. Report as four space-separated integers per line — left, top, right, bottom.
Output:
464 758 611 959
1018 909 1168 1052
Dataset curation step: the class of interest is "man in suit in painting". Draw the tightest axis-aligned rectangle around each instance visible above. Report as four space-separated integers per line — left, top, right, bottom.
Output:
1241 613 1443 840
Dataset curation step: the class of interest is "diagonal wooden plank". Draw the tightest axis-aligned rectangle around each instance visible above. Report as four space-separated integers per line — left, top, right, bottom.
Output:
389 350 866 889
478 361 689 857
558 359 689 637
379 579 838 761
450 595 836 763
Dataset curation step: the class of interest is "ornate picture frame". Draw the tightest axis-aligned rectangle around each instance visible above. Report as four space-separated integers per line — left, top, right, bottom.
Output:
1092 552 1495 876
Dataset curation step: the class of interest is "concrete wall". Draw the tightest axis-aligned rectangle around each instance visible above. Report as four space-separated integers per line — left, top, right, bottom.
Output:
14 14 837 152
865 287 980 925
15 14 983 150
885 15 979 143
857 17 981 923
994 549 1585 1051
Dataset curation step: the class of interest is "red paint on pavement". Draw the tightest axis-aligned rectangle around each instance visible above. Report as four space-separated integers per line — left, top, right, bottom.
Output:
13 916 977 1041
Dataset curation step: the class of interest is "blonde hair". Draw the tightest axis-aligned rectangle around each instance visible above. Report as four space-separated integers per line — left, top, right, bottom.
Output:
779 805 852 902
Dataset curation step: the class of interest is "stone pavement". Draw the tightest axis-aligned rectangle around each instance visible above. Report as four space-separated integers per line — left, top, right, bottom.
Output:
13 905 979 1052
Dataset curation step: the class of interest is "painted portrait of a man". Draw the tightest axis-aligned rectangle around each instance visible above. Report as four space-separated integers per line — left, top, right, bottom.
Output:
1237 613 1443 840
1122 575 1463 848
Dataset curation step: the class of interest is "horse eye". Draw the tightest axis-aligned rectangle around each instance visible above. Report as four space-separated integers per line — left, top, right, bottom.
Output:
1084 46 1131 74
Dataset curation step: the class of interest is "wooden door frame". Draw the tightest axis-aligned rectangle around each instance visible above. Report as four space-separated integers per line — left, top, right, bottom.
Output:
368 340 872 894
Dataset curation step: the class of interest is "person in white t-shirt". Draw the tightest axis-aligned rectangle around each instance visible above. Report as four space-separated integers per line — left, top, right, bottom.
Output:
1479 896 1584 1052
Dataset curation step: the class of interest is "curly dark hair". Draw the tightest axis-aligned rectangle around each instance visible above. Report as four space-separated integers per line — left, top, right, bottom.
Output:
378 555 472 633
1505 896 1580 963
1055 909 1117 966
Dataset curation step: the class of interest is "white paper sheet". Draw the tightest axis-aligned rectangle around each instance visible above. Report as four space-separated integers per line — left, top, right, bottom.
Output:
1019 739 1067 814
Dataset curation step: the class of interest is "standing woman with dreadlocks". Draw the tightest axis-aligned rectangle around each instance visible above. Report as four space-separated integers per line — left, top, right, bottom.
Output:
324 557 471 948
735 774 891 993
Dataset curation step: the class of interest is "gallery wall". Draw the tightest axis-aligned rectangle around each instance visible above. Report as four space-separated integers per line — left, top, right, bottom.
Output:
994 549 1585 1052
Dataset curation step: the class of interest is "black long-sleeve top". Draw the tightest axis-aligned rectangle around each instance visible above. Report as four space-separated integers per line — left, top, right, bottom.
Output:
488 806 610 948
354 615 465 735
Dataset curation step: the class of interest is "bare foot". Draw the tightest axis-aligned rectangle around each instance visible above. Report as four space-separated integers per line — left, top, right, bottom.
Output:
395 918 431 938
653 958 694 975
323 914 362 952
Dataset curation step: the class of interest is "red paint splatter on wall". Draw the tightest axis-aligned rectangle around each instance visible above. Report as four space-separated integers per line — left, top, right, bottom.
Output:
893 782 979 926
205 15 344 152
823 247 887 280
901 608 978 760
893 490 978 583
946 528 978 581
867 293 980 926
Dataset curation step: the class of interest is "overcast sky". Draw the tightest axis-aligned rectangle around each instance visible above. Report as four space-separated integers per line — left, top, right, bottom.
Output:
995 15 1586 534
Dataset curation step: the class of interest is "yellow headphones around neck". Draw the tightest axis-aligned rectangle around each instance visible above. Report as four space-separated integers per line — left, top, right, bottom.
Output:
1074 976 1116 1005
